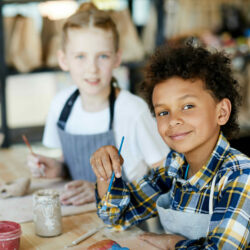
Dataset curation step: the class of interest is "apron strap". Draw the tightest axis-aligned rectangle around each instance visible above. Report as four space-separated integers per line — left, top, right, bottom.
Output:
171 177 177 198
57 89 80 130
109 80 116 130
57 83 116 131
209 172 218 214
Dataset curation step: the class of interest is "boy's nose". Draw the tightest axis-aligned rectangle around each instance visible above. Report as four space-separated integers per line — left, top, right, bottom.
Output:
168 113 183 127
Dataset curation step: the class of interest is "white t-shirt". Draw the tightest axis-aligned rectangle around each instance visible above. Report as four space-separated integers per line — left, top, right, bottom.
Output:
43 86 169 181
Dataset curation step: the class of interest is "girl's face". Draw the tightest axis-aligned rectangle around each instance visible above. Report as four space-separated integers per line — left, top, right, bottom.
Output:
59 27 121 96
153 77 230 159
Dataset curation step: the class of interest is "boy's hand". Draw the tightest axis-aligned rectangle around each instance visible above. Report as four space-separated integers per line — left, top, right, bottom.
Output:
60 180 95 205
27 154 63 178
90 145 124 181
139 232 186 250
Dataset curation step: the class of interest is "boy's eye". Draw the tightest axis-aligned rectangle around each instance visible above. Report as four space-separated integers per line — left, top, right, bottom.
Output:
183 104 194 110
158 111 169 116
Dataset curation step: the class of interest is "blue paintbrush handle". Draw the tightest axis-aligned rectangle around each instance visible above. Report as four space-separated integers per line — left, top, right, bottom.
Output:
102 136 124 211
106 136 124 193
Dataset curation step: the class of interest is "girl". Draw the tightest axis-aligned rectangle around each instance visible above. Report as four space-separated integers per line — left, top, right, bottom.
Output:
27 3 168 206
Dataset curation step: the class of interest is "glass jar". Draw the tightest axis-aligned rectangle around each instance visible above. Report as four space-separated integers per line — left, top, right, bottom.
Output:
33 189 62 237
0 221 21 250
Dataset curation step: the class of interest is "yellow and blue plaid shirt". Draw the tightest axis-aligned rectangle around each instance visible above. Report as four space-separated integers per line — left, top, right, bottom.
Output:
96 133 250 249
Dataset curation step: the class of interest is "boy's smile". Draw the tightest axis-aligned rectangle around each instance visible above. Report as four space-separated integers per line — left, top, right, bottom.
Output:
153 77 227 166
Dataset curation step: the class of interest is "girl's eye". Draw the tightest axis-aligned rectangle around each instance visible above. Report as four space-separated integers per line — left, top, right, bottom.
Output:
99 54 109 59
76 55 84 59
183 104 194 110
158 111 169 116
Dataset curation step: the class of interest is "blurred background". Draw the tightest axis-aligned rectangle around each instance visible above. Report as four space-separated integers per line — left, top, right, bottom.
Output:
0 0 249 155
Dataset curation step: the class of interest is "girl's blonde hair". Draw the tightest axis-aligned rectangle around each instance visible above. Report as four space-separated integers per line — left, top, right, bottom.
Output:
62 2 119 51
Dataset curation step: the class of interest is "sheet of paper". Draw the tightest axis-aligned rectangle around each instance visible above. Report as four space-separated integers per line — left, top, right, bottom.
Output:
0 178 96 223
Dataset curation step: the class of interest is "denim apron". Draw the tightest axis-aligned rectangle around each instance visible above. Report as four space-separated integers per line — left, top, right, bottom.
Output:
56 85 116 182
156 173 218 239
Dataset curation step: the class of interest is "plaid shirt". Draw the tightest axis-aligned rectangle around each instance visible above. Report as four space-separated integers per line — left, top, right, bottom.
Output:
96 133 250 249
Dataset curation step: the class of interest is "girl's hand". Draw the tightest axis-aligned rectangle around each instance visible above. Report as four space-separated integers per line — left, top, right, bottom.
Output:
27 154 63 178
90 145 124 181
60 180 95 205
139 232 186 250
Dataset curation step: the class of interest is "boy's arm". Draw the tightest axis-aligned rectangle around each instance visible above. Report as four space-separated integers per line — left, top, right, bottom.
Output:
175 169 250 249
96 167 172 231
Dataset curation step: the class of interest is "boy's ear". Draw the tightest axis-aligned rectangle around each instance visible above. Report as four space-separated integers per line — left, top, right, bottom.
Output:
57 49 69 71
114 49 122 68
217 98 231 125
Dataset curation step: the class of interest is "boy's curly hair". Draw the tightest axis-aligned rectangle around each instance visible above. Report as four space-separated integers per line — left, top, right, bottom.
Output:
141 44 241 139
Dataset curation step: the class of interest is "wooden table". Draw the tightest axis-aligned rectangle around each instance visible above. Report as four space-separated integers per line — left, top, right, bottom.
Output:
0 145 158 250
20 212 158 250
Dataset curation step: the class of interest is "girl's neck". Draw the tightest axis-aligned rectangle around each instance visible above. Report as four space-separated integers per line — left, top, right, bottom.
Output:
79 88 110 112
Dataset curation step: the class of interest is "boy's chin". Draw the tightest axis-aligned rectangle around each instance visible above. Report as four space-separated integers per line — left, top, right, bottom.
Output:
170 144 193 155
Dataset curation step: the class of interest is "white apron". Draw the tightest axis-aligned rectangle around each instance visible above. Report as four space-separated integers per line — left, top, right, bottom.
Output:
156 173 217 239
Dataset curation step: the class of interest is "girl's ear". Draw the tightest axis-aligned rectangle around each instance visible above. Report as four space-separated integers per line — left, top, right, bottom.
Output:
57 49 69 71
217 98 231 125
114 49 122 68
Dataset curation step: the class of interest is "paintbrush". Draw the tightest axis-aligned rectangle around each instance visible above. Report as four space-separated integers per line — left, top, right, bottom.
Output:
22 134 34 155
22 134 45 176
65 225 105 248
101 136 125 212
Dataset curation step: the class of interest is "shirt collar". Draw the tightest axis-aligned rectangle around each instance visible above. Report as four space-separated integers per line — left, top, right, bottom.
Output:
166 132 230 189
165 150 186 179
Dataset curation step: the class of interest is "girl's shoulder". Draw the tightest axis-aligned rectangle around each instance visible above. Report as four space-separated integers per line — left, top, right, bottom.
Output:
50 85 78 107
49 85 78 115
53 85 78 103
116 90 150 113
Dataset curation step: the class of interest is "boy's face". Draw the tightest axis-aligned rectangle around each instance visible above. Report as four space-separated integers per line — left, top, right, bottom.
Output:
58 27 121 96
153 77 230 158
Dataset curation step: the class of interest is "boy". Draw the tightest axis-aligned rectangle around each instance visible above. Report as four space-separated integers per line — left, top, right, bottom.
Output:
91 44 250 249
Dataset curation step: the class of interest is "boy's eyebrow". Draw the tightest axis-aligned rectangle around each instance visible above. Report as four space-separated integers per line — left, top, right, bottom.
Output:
179 94 198 100
154 103 165 108
154 94 198 108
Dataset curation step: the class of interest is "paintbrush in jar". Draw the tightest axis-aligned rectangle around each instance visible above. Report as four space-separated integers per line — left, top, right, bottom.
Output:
22 134 45 176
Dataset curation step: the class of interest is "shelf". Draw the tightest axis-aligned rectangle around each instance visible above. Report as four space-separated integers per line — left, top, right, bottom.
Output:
9 125 44 144
1 0 64 4
6 66 61 76
5 63 146 76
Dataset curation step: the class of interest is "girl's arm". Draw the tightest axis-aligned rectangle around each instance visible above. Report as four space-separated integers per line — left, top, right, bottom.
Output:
27 154 64 178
